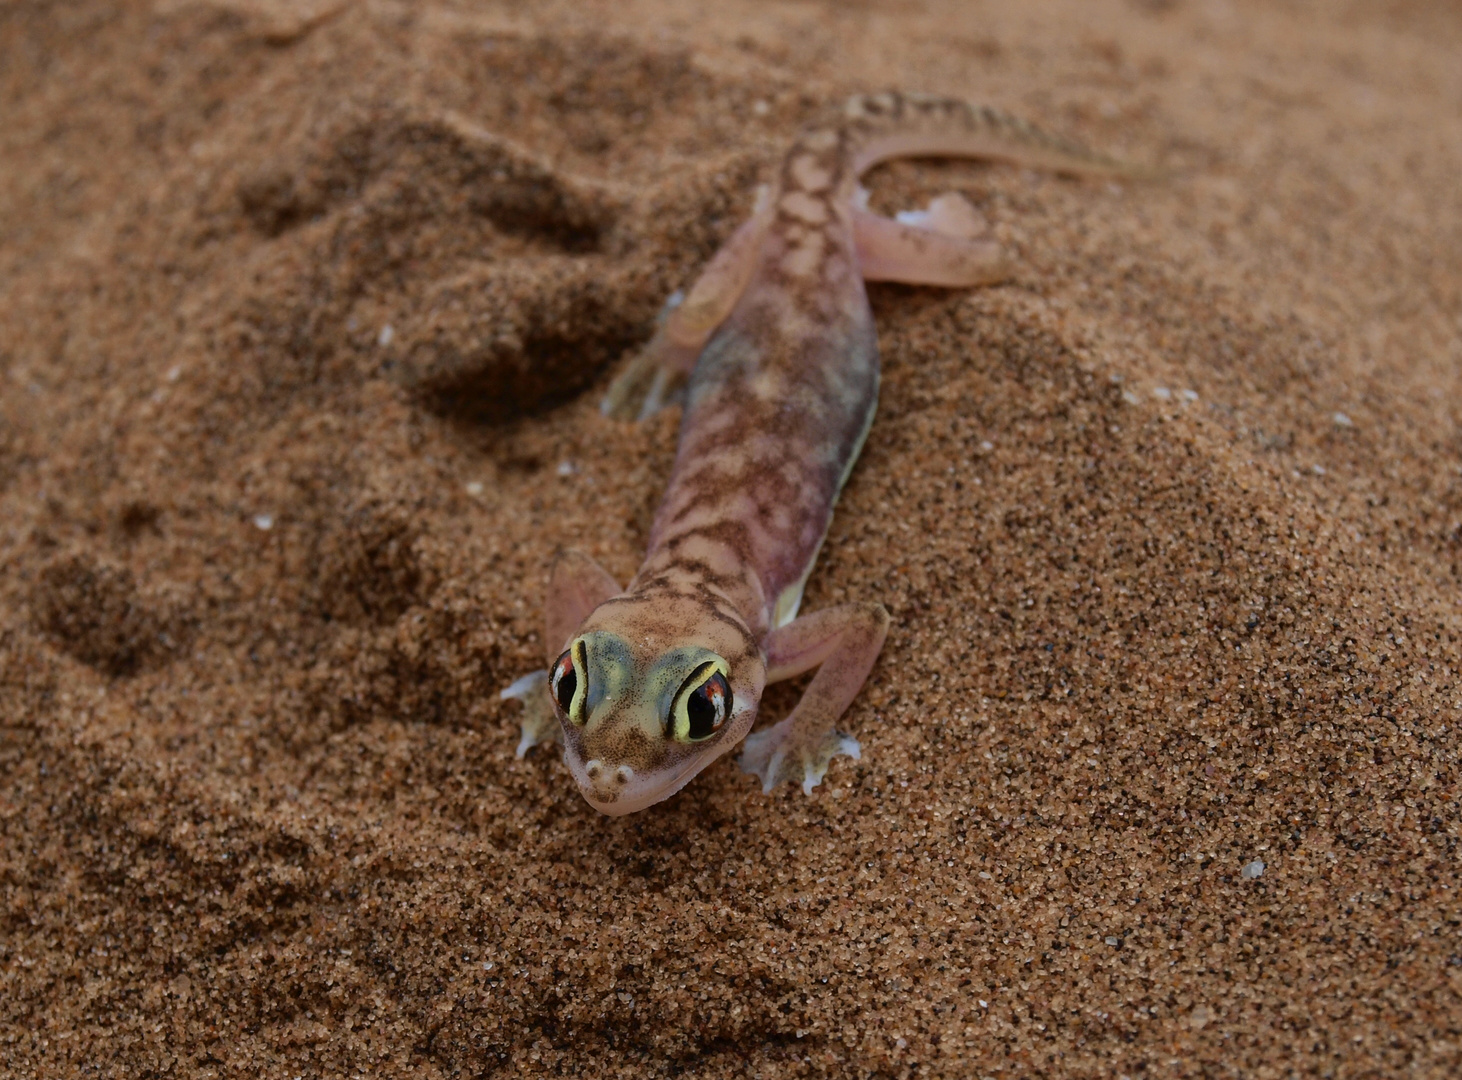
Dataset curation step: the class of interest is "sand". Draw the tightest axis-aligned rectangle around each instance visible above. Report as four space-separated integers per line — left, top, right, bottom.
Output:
3 0 1461 1076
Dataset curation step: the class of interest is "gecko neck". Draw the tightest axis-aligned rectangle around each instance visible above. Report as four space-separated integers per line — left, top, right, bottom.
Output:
628 541 772 641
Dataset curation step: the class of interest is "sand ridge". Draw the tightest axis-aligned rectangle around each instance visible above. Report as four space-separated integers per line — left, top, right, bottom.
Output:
2 0 1461 1076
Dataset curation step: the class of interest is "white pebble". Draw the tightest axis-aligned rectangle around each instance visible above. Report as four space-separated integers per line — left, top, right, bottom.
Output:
1152 386 1172 401
465 481 484 496
1122 390 1140 405
253 514 274 531
166 365 183 383
1180 389 1199 401
1105 936 1120 947
752 99 771 116
1312 464 1326 475
557 461 577 477
1241 859 1266 879
1332 411 1353 427
377 324 395 347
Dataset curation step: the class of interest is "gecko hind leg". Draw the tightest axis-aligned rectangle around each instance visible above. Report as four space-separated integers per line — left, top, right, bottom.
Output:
738 602 889 795
893 191 991 238
853 194 1011 286
602 190 774 421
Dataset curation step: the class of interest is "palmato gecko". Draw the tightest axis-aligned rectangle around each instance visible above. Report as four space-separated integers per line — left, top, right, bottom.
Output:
504 92 1138 815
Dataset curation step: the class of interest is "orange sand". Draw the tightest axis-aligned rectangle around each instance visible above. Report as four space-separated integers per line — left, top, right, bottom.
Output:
3 1 1461 1076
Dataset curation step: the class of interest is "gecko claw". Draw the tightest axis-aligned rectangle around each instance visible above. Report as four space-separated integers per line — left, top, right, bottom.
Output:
738 719 861 796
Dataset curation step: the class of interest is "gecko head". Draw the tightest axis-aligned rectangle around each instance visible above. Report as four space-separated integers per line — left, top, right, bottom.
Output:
547 592 765 815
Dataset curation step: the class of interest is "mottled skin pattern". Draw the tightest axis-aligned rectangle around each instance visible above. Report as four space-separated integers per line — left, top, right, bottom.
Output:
503 93 1138 815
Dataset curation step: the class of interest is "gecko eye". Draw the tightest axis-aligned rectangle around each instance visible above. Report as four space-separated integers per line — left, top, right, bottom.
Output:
551 639 588 724
669 661 732 742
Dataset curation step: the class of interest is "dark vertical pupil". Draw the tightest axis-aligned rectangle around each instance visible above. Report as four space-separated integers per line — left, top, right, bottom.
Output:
554 658 577 712
685 673 730 739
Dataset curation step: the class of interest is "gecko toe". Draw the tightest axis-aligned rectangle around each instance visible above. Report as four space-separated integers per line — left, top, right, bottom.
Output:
602 331 693 421
501 670 560 758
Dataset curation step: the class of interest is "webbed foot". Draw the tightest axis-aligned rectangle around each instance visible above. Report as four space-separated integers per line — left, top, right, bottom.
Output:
853 195 1008 287
894 192 991 238
602 292 696 421
499 670 559 758
600 339 694 421
738 718 862 796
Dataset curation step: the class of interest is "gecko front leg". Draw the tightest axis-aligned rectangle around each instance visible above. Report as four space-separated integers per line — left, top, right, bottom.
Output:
738 602 890 795
501 549 622 757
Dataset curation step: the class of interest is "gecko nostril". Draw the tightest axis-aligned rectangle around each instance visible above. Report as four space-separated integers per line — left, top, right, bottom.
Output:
615 765 633 786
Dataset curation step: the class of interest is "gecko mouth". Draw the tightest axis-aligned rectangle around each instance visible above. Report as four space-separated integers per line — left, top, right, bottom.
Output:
561 701 757 815
579 759 636 804
568 750 716 816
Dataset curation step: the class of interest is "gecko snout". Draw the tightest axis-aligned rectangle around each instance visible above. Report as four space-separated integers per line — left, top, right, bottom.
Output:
583 760 634 794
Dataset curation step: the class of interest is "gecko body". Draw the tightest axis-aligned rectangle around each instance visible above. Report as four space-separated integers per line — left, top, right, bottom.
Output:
503 93 1138 814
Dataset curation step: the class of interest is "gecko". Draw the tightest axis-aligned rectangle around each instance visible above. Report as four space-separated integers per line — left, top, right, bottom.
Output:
502 92 1141 815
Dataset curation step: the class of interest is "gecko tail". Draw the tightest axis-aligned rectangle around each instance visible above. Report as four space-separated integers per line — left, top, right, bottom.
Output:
843 91 1162 182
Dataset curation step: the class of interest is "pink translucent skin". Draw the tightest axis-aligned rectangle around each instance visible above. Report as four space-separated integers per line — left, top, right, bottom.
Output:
513 93 1139 813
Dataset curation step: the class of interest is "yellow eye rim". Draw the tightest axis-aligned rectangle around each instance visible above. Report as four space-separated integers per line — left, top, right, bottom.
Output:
668 659 732 743
551 638 589 724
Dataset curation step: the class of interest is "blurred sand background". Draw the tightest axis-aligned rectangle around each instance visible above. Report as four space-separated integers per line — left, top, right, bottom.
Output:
2 0 1461 1075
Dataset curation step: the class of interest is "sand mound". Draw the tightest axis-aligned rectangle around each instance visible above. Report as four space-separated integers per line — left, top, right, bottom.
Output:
2 1 1460 1075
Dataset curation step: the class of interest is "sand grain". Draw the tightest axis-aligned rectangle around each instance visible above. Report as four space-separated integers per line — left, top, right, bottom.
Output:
2 1 1461 1076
